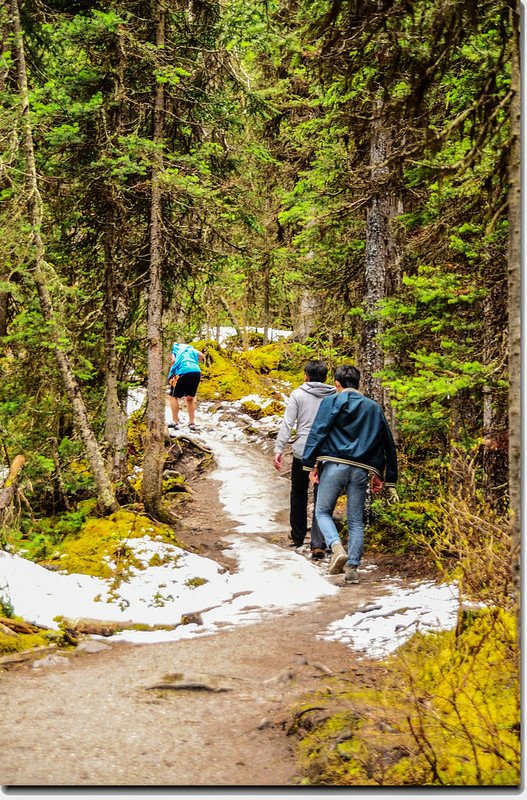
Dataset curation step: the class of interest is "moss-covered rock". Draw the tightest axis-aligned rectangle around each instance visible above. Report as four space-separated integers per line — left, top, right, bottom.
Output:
50 511 183 578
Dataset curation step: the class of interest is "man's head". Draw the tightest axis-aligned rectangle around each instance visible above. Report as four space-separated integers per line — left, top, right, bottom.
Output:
304 360 329 383
334 364 360 390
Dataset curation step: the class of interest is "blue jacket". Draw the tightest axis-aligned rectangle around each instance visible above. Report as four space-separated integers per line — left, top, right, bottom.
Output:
302 389 398 486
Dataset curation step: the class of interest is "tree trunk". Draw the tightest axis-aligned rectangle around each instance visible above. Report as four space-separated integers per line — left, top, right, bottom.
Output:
294 287 320 342
10 0 117 516
142 4 167 518
262 256 270 345
103 225 129 487
481 261 508 510
0 16 10 339
360 100 402 412
0 454 25 524
0 291 7 338
507 0 521 621
102 26 129 489
217 294 243 339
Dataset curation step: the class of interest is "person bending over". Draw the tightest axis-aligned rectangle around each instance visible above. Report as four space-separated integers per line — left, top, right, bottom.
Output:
168 341 205 432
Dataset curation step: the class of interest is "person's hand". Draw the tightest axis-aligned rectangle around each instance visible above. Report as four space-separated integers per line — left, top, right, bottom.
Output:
309 466 319 485
273 453 282 471
371 474 384 494
385 487 400 504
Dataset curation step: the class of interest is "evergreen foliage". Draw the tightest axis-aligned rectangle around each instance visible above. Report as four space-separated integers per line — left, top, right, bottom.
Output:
0 0 518 786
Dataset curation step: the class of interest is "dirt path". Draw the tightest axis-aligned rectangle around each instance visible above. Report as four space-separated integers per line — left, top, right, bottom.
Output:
0 429 432 788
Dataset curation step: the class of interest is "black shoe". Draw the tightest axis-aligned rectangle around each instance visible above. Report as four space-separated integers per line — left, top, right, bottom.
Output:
188 423 200 432
311 548 326 560
168 422 179 430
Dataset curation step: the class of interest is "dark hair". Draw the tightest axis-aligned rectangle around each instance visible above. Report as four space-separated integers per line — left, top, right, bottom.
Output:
334 364 360 389
304 360 328 383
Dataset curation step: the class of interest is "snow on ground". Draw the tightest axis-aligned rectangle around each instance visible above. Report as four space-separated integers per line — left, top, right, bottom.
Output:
0 534 337 645
198 325 292 345
319 578 462 660
0 389 468 659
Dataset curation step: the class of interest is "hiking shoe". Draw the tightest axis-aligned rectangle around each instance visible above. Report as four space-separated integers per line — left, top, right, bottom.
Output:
168 422 179 430
344 565 359 584
311 548 326 560
188 423 200 432
328 541 347 575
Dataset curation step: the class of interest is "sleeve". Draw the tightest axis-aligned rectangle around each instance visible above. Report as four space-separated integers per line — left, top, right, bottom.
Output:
381 412 398 486
301 396 340 469
274 394 299 454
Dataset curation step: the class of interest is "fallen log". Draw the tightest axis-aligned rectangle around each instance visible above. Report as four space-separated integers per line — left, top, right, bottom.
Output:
146 682 230 693
56 616 179 637
0 644 58 667
0 454 26 521
0 616 41 635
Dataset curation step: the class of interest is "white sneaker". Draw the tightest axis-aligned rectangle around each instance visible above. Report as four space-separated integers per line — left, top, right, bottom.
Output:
328 541 347 575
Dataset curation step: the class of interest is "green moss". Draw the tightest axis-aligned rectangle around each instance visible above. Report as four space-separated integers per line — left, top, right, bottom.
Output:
240 344 284 373
184 576 208 588
162 474 188 493
294 609 520 786
0 629 64 655
148 551 180 568
198 343 260 400
369 500 444 554
50 510 183 578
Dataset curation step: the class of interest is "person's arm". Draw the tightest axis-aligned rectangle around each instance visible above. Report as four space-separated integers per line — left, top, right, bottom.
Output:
195 349 205 363
302 396 340 469
274 394 299 468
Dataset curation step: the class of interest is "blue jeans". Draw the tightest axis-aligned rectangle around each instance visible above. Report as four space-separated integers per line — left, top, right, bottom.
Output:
315 462 369 567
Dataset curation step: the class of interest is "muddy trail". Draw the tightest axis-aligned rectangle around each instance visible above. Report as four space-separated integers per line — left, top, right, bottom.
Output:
0 406 434 788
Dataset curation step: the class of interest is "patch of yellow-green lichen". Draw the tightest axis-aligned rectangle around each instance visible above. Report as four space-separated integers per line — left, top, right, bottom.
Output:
197 342 261 400
184 577 208 588
50 511 183 578
0 628 69 655
294 609 520 787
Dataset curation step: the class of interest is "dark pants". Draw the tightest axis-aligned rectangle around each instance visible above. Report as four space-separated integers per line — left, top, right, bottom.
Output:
290 457 326 549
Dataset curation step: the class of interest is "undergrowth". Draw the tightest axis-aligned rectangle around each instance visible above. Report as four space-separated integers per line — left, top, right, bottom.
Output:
292 452 520 787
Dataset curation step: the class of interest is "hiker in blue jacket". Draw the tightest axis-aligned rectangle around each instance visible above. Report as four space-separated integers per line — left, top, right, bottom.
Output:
168 341 205 432
302 364 398 583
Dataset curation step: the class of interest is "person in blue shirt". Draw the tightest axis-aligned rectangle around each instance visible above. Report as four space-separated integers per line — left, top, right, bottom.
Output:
168 341 205 431
302 364 398 584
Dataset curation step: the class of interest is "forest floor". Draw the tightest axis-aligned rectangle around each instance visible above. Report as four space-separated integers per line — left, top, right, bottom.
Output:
0 418 436 790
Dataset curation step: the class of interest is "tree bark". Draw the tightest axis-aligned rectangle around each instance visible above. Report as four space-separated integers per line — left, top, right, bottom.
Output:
10 0 117 516
507 0 521 620
481 262 508 509
294 287 320 342
360 99 402 412
102 27 129 488
0 290 7 338
0 454 25 522
103 222 128 487
217 294 243 339
142 4 167 518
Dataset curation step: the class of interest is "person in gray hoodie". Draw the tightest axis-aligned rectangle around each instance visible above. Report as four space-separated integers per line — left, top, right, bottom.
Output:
273 360 336 557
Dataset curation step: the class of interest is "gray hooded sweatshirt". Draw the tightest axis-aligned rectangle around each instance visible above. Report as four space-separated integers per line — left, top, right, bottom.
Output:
274 382 337 460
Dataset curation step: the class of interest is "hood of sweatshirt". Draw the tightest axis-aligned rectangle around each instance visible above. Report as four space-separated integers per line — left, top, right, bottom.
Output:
299 382 336 398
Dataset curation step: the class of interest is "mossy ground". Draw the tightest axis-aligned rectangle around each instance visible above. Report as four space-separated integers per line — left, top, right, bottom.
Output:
48 510 184 578
196 340 318 402
293 608 520 786
0 626 74 655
